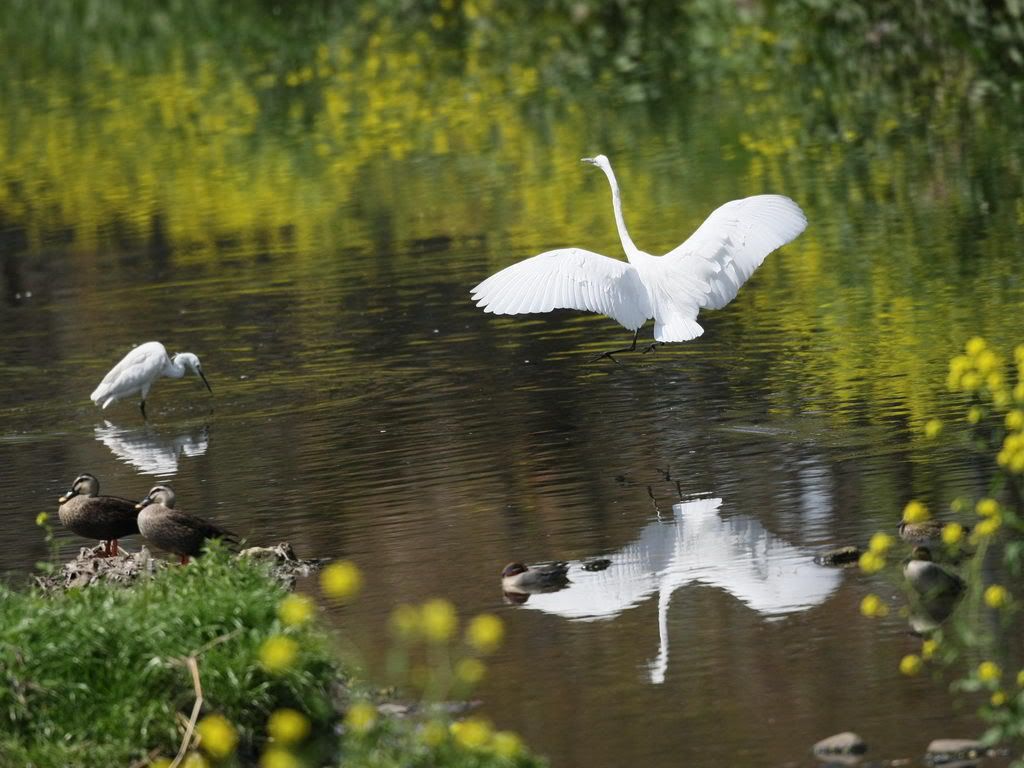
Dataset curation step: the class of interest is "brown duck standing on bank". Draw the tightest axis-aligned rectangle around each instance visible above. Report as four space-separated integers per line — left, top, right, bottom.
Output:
58 473 139 556
135 485 236 564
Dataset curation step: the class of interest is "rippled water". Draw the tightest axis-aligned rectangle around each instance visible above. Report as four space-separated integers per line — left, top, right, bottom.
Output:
3 17 1024 766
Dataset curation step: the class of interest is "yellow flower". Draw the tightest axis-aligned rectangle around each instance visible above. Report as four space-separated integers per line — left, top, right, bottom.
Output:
972 517 1002 542
259 635 299 674
978 661 1002 683
197 714 238 759
1014 382 1024 402
899 654 922 676
492 731 524 758
976 498 1000 517
35 512 49 527
150 759 173 768
859 594 888 617
966 336 987 357
858 551 885 574
941 523 963 546
344 702 378 734
923 418 943 438
868 532 894 555
921 639 939 660
277 594 314 627
267 708 311 745
991 691 1007 707
456 657 486 685
1016 344 1024 365
182 755 209 768
1016 669 1024 688
902 500 930 523
390 603 420 639
966 405 983 424
984 585 1010 609
1007 410 1024 431
976 349 999 375
259 747 301 768
450 717 493 750
994 389 1011 408
421 599 457 642
466 613 505 653
320 561 362 602
419 719 448 748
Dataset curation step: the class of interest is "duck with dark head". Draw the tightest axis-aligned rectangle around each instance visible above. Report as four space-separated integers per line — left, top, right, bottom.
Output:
57 472 139 556
135 484 236 565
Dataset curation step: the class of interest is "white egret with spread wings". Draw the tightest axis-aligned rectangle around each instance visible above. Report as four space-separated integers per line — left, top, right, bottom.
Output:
471 155 807 360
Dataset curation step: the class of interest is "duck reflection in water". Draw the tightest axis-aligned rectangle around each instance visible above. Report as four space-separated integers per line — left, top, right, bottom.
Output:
504 497 842 684
94 420 209 478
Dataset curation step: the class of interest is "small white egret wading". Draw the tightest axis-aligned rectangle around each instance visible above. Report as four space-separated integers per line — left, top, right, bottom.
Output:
471 155 808 360
90 341 212 419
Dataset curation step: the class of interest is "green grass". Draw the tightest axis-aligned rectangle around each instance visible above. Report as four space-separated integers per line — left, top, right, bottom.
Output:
0 547 545 768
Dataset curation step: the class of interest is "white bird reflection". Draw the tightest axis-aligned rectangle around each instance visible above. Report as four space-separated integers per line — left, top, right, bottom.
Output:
94 420 209 478
513 497 842 684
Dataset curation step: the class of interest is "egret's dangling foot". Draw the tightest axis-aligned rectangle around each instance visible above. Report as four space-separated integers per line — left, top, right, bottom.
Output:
592 330 640 363
140 400 147 420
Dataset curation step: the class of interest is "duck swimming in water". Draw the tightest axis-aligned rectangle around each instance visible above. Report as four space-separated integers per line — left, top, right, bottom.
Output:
501 562 570 594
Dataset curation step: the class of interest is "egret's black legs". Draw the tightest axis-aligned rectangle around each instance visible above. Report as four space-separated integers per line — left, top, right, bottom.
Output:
642 342 659 354
140 400 148 420
591 330 640 363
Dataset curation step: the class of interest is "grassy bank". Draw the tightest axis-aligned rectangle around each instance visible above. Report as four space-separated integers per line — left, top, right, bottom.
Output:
0 547 543 767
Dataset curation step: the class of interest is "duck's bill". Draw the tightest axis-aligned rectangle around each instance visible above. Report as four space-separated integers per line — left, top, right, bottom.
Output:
58 495 68 504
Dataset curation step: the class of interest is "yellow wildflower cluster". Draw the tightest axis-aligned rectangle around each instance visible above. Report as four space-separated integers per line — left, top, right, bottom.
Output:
902 500 930 523
277 593 315 626
921 639 939 660
978 661 1002 683
267 708 311 745
984 585 1010 609
259 635 300 674
320 561 363 602
344 702 378 734
859 593 888 618
899 654 922 676
197 713 238 759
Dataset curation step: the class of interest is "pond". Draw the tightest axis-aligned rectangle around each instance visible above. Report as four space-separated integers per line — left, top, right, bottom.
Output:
1 5 1023 766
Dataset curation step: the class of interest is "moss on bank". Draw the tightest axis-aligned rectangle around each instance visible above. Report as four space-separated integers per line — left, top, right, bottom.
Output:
0 547 543 768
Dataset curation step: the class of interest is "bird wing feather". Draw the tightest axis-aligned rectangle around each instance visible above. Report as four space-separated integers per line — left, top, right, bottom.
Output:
663 194 807 311
90 342 169 404
471 248 652 331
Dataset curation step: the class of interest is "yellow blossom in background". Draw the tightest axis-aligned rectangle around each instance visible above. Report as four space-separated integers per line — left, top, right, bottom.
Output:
962 374 983 393
972 517 1001 542
267 708 311 745
450 717 493 750
924 418 943 438
35 512 49 526
976 349 999 375
1015 382 1024 402
899 654 922 676
941 523 963 546
277 594 315 626
902 500 930 523
197 713 238 759
1007 410 1024 430
984 585 1010 609
456 657 486 685
868 532 894 555
492 731 524 758
260 635 299 673
967 405 983 424
921 639 939 660
419 719 448 748
976 498 1000 517
345 702 377 734
390 603 420 639
182 755 210 768
978 661 1002 683
966 337 987 357
858 551 885 574
1017 669 1024 688
260 747 301 768
859 594 887 618
150 759 173 768
991 691 1008 707
466 613 505 653
320 561 362 601
421 599 457 642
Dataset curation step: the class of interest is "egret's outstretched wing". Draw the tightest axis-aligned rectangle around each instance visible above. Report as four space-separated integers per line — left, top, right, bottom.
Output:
471 248 652 331
664 195 807 310
90 341 168 406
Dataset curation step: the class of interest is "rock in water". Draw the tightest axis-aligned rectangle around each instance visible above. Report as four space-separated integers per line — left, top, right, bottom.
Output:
924 739 987 767
813 546 864 567
812 732 867 764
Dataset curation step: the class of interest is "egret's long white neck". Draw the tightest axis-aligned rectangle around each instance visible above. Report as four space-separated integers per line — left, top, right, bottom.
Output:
600 163 641 262
163 357 188 379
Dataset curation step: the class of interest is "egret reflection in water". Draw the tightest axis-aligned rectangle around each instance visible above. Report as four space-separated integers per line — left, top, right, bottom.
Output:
94 421 210 478
513 497 843 684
